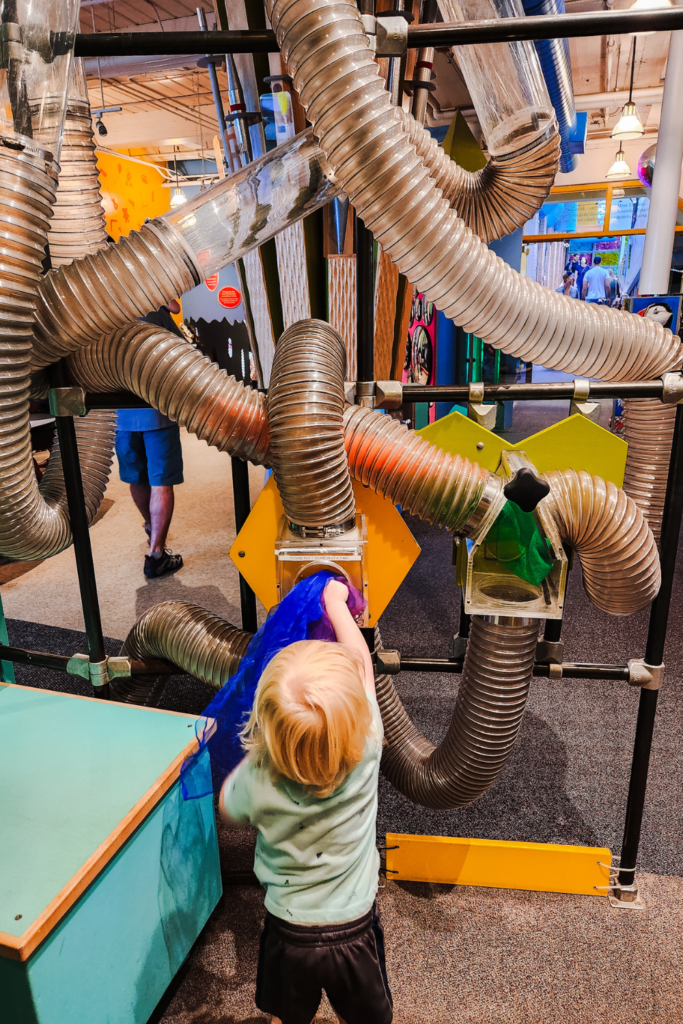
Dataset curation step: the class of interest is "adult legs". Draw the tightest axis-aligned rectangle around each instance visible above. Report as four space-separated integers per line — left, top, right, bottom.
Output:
148 485 175 554
129 483 151 533
128 482 175 552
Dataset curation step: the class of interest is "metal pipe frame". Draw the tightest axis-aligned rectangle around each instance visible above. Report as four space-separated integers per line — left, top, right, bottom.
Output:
73 9 683 58
403 381 673 402
6 0 677 902
49 363 109 699
397 657 630 680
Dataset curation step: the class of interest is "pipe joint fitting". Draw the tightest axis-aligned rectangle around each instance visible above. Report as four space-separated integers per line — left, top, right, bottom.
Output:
661 372 683 404
627 658 664 690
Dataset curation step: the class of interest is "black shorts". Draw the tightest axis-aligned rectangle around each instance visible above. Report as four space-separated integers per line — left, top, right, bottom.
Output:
255 903 393 1024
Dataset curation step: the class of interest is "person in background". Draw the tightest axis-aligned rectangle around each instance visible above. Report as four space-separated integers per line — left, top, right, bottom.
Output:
555 272 578 298
607 268 620 306
115 301 184 579
581 255 610 304
575 255 590 297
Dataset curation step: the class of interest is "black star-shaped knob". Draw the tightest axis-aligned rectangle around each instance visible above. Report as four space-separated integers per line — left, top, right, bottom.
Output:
503 468 550 514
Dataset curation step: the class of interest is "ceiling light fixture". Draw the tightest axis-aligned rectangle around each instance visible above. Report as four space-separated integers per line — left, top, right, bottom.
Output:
169 145 187 208
606 147 632 179
612 38 645 140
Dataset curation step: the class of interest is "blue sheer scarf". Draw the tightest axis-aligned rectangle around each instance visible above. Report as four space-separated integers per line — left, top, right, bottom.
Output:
181 571 365 799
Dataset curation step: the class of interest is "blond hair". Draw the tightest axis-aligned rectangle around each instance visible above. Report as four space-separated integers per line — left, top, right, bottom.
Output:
240 640 372 798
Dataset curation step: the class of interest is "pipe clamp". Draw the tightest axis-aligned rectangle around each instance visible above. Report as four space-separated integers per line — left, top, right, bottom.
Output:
536 639 564 664
66 653 133 686
573 378 590 401
376 649 401 674
49 386 87 418
660 372 683 404
627 659 663 690
361 14 408 55
375 381 403 410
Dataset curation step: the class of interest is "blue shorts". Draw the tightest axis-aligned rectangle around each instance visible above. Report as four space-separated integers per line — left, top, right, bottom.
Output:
115 425 184 487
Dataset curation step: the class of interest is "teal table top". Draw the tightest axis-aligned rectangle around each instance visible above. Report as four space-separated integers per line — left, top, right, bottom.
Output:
0 685 203 944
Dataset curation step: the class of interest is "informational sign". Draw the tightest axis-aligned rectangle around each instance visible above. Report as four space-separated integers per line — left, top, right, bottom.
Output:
218 286 241 309
205 274 219 292
576 201 601 230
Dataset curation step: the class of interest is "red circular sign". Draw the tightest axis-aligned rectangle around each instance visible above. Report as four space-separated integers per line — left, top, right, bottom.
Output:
218 286 241 309
205 274 219 292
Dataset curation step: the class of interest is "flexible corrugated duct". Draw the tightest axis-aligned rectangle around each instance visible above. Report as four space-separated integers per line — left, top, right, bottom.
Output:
377 616 539 808
65 319 663 603
112 602 252 706
66 322 504 538
267 319 356 529
0 136 116 561
95 318 659 816
66 322 270 466
47 60 109 268
621 400 676 545
265 0 681 542
399 108 560 244
374 466 659 808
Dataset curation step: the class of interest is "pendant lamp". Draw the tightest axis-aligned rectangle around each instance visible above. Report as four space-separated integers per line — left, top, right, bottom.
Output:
169 146 187 208
612 39 644 141
606 147 632 179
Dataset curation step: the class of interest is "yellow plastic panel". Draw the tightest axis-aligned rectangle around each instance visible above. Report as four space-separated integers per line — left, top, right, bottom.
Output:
418 410 627 487
386 833 612 897
230 477 421 621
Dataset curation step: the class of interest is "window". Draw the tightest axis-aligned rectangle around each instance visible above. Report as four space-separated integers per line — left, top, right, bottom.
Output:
524 189 607 237
609 187 649 232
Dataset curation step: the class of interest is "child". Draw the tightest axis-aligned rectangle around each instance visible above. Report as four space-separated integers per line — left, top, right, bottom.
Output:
220 578 392 1024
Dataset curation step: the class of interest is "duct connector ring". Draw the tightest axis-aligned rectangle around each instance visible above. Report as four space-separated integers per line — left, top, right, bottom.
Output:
288 518 357 538
460 474 507 540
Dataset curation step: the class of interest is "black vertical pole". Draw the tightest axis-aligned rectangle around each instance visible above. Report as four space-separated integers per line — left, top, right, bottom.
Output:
357 211 375 661
355 213 375 384
543 618 563 643
618 403 683 887
231 456 259 634
50 367 108 698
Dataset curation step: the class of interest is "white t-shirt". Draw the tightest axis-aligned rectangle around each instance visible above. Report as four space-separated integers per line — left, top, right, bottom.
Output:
222 694 383 924
583 265 609 300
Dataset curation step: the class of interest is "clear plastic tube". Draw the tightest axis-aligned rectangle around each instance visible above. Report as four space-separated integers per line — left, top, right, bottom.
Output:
1 0 80 160
162 129 340 281
436 0 554 155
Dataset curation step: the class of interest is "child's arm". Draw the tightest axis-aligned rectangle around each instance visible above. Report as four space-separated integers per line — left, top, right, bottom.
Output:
219 756 252 828
324 579 375 696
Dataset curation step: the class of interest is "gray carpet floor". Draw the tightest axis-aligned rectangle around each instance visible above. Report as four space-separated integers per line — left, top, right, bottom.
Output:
5 508 683 1022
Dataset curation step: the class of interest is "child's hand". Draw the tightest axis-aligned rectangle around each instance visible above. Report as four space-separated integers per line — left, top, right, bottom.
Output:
324 579 349 605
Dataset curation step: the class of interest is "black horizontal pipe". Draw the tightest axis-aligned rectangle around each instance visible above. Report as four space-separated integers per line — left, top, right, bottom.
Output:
0 645 71 672
403 381 666 403
408 8 683 47
73 9 683 59
399 657 630 680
